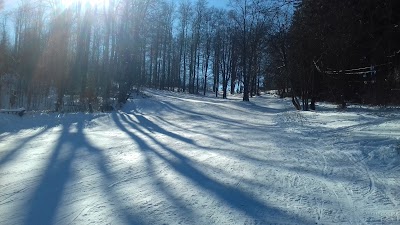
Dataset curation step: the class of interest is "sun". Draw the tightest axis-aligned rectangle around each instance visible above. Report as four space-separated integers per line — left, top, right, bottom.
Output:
61 0 106 8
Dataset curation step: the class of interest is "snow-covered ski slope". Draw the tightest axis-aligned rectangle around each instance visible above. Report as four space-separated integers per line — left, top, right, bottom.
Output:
1 89 399 225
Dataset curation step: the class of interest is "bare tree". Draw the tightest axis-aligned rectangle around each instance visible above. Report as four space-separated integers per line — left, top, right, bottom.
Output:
177 1 191 92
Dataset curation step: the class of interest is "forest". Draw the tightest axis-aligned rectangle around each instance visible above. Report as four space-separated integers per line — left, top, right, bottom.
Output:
1 2 400 223
0 0 399 112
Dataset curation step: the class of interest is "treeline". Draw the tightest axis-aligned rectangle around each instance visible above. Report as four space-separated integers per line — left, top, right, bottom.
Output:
0 0 292 111
0 0 399 112
269 0 400 109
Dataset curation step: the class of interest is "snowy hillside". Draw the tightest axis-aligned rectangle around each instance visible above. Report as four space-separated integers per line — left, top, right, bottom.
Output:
1 90 399 225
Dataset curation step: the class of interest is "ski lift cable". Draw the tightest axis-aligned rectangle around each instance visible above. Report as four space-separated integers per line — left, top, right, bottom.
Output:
314 60 392 76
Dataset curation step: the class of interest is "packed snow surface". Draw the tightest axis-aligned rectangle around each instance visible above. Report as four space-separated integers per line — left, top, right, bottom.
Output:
1 89 399 225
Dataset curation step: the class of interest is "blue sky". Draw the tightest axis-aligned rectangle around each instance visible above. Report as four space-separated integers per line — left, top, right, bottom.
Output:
207 0 229 8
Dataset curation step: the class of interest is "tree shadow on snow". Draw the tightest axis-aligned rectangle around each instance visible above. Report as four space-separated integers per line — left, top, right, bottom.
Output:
111 112 199 223
22 116 148 225
112 110 313 224
0 114 84 169
0 128 50 169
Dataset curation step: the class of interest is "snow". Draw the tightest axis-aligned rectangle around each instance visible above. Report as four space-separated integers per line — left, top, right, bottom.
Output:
1 89 399 225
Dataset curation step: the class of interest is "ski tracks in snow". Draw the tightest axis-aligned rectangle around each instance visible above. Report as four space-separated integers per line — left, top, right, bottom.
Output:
280 108 400 224
148 90 400 224
1 90 399 225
